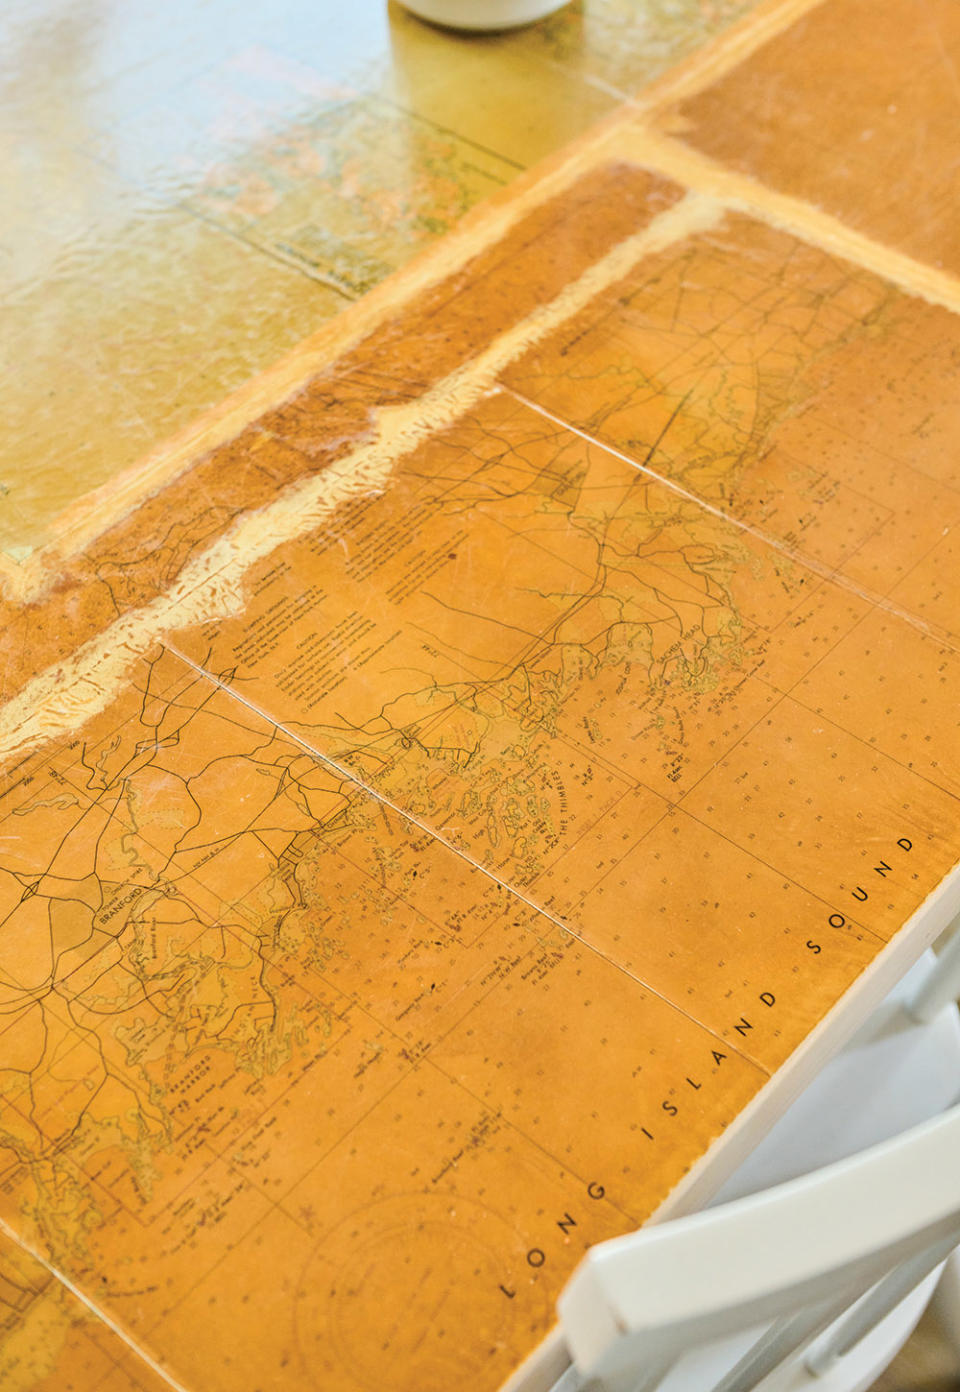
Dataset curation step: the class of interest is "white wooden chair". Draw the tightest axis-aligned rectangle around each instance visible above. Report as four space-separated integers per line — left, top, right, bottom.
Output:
508 931 960 1392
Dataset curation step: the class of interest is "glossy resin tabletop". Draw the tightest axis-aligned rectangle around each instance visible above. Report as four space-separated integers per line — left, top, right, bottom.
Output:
2 1 960 1390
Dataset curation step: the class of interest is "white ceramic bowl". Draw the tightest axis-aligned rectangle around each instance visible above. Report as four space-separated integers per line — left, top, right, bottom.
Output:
396 0 568 31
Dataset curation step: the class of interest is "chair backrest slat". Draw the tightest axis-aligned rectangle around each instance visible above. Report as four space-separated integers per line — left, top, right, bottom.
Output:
907 927 960 1023
557 1104 960 1391
806 1225 960 1376
612 1354 676 1392
710 1292 856 1392
549 1365 584 1392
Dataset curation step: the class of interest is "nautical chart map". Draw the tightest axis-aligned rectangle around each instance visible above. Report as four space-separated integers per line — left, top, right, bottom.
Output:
3 0 960 1388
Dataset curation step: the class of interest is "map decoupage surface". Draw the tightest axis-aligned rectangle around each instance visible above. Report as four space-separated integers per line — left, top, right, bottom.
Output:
2 0 960 1388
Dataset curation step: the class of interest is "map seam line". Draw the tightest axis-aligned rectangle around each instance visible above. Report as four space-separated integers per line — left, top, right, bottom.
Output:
0 1212 192 1392
503 388 960 657
616 126 960 316
631 0 831 117
161 640 769 1073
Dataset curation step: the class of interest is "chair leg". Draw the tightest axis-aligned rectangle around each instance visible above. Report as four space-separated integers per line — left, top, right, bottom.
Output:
930 1248 960 1364
905 919 960 1023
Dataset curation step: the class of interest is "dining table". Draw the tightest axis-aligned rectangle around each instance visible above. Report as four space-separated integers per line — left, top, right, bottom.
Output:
1 0 959 1388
